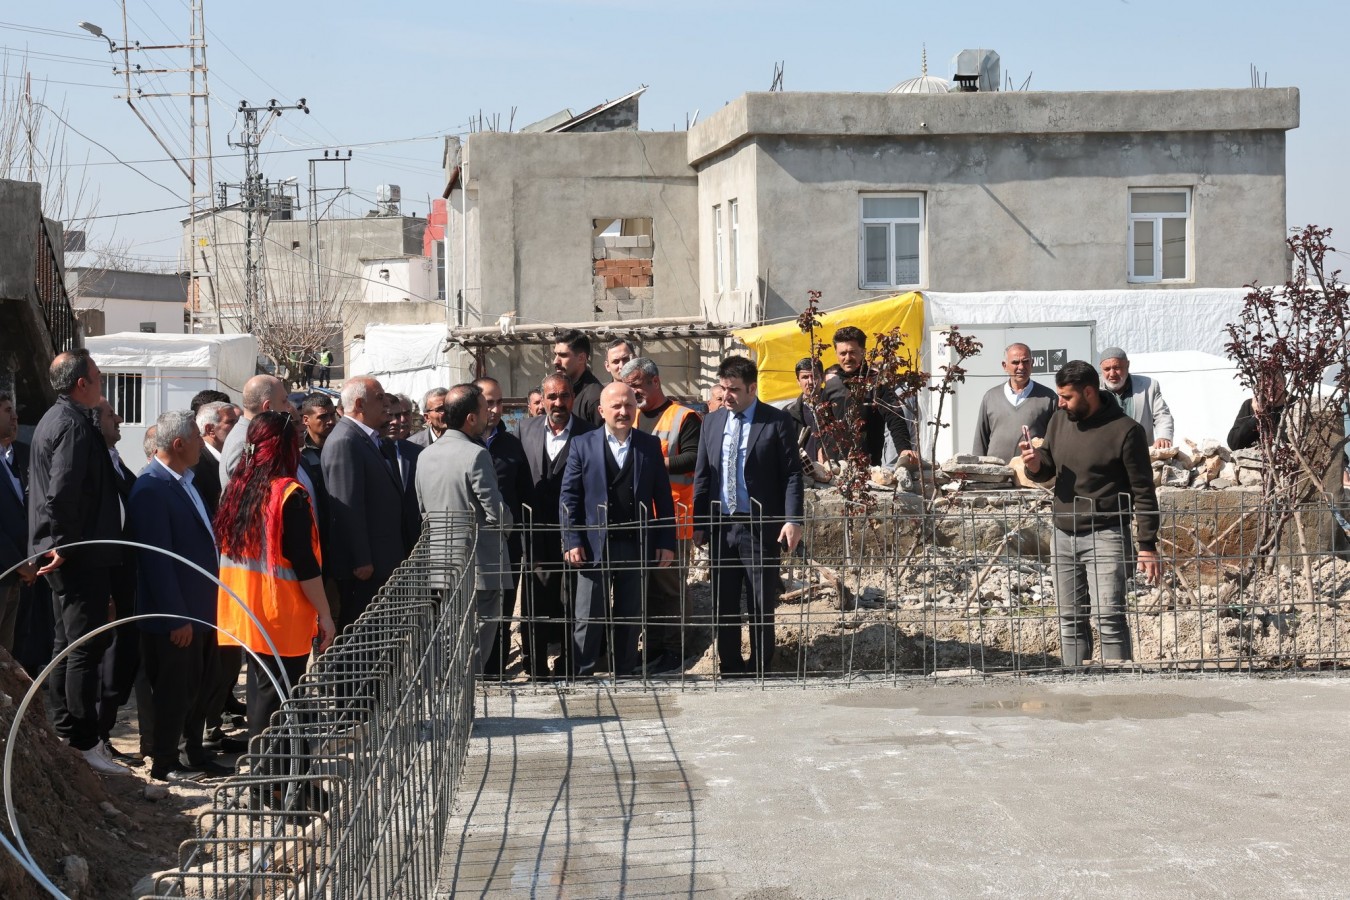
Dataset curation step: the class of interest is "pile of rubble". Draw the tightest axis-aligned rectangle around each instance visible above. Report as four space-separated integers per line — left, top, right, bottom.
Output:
1150 440 1262 490
902 440 1263 495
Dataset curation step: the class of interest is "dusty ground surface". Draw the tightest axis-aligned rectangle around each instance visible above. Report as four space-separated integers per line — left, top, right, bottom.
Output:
0 650 240 899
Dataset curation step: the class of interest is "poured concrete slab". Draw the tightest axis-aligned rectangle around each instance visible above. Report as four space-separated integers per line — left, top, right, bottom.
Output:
437 678 1350 897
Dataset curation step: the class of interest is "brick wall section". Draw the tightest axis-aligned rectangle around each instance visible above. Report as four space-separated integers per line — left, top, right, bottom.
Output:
593 233 656 318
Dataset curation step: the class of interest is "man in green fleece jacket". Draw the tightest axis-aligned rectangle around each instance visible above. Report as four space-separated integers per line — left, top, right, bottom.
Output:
1020 360 1161 668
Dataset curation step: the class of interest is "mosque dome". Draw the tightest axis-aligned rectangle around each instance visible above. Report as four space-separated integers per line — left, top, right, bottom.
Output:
889 46 951 94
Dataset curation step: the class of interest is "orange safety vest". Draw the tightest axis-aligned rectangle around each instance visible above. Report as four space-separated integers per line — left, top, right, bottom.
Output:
217 479 322 657
652 402 698 540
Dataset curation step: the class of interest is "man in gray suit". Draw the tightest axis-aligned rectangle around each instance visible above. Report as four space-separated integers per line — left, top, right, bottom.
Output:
415 383 513 674
322 376 405 632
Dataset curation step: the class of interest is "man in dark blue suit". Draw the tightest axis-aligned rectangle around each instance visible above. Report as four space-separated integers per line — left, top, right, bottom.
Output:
129 410 225 782
322 377 405 632
0 392 34 655
560 382 675 677
693 355 805 677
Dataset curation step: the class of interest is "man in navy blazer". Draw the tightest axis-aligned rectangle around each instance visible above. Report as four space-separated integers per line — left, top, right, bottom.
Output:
693 355 804 677
128 410 224 781
560 382 675 677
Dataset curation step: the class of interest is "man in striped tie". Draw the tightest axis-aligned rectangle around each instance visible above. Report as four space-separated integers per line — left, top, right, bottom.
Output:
692 356 804 678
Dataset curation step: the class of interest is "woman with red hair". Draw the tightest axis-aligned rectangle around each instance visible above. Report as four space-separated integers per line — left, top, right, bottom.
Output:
215 410 335 739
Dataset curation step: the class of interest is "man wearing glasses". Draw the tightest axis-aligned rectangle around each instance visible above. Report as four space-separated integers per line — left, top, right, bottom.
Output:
409 387 449 447
973 342 1058 463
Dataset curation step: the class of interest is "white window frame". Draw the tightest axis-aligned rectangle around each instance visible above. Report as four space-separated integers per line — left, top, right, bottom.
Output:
713 204 725 293
859 193 924 289
1127 188 1191 283
729 199 740 290
102 372 145 425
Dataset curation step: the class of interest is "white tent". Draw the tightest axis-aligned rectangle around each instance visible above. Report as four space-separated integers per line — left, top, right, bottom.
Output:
86 332 258 396
350 324 453 407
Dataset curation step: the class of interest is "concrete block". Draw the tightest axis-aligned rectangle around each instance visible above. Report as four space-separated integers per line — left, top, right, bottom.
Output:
636 235 652 248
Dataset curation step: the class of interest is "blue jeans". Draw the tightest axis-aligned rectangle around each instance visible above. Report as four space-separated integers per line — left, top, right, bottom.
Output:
1051 526 1132 667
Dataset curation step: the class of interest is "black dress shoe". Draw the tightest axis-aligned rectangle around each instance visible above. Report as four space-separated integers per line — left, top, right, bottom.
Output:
180 757 234 778
150 767 200 784
203 734 249 753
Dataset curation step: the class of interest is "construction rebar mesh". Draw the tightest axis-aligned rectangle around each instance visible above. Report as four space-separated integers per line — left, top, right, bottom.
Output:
146 512 475 900
488 490 1350 685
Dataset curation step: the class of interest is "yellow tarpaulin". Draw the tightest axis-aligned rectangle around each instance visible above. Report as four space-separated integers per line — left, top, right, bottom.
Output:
733 292 925 402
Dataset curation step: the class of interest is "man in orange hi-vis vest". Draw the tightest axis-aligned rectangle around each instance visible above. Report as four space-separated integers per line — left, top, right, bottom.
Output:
621 357 702 676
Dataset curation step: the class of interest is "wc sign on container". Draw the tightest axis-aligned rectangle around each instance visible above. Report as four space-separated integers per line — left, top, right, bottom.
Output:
1031 348 1068 375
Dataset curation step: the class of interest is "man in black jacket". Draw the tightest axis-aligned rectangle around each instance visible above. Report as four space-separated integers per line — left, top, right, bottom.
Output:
517 374 592 677
29 350 126 773
553 330 604 426
821 326 915 467
1022 360 1161 668
475 377 532 676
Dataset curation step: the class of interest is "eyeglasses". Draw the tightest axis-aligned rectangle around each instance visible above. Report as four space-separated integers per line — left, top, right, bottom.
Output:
424 406 446 415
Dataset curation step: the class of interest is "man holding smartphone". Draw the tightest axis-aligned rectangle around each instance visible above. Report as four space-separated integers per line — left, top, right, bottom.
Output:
1021 360 1161 669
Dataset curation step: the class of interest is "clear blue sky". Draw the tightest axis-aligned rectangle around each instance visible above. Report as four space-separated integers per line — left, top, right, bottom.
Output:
6 0 1348 273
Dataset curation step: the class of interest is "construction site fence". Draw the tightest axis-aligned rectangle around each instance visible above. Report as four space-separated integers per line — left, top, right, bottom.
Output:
147 512 476 900
478 491 1350 685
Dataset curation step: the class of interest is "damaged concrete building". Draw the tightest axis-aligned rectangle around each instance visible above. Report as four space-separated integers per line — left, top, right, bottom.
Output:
441 57 1298 412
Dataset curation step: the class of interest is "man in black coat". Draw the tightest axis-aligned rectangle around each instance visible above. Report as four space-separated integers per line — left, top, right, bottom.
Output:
322 377 405 631
475 377 533 676
28 350 125 773
92 399 148 765
553 329 605 426
383 393 424 554
517 374 593 677
693 355 805 677
0 392 34 654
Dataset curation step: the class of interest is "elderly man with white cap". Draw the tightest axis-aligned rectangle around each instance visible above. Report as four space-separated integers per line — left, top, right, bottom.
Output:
1098 347 1174 449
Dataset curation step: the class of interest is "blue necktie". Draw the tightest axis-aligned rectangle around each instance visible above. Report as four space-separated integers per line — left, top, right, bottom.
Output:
723 413 743 514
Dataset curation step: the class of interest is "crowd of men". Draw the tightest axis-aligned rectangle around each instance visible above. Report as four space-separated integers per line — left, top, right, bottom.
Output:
13 323 1284 778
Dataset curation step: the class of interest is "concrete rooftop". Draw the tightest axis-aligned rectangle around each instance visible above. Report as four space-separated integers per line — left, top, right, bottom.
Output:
438 677 1350 898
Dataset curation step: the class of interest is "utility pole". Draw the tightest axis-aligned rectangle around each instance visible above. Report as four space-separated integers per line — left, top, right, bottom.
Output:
307 149 353 329
225 99 309 333
79 0 216 331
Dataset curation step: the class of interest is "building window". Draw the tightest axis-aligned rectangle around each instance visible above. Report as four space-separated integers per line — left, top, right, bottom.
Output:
433 240 447 302
1128 189 1189 282
729 199 740 290
860 194 923 288
713 204 725 293
102 372 144 425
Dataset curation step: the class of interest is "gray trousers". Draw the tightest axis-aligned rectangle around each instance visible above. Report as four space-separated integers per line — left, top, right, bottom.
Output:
473 588 502 676
1051 525 1132 667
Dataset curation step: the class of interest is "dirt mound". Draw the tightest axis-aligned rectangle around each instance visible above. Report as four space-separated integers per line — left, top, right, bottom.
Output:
0 651 193 899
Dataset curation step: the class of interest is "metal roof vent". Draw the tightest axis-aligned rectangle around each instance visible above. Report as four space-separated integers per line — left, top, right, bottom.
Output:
952 48 1000 92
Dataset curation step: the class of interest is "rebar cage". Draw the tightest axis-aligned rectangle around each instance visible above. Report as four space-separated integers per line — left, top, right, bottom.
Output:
148 512 476 900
